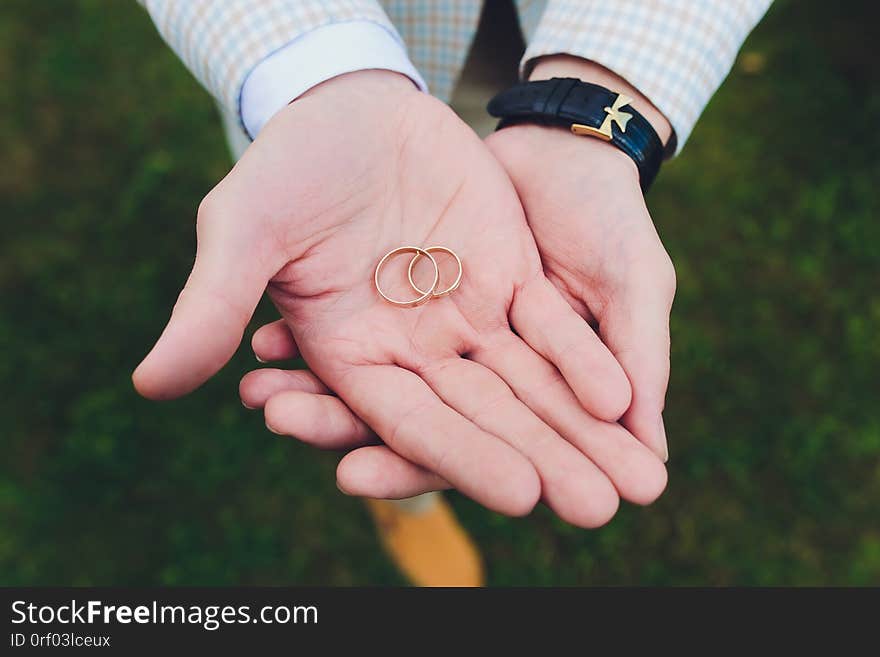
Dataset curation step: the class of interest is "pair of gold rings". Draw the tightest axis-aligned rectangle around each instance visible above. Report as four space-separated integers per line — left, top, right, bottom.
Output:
374 245 463 308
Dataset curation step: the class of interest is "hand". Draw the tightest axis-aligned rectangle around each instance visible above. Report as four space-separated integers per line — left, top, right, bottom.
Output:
484 56 677 462
240 317 667 525
133 71 666 526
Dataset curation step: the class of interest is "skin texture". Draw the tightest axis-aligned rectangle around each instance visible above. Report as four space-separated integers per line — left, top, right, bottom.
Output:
242 320 668 524
133 70 667 527
485 129 676 462
503 56 677 462
238 58 677 524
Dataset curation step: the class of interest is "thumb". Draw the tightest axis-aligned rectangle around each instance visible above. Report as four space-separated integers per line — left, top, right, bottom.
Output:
600 264 675 462
133 199 279 400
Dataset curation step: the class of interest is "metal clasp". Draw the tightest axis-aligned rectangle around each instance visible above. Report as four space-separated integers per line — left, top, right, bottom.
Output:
571 93 633 140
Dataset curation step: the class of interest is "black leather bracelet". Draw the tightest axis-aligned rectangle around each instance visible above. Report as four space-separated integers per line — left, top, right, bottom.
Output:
487 78 667 192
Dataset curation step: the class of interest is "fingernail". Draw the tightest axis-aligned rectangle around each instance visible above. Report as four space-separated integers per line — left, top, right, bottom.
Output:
266 422 284 436
255 354 267 364
242 400 255 410
658 415 669 463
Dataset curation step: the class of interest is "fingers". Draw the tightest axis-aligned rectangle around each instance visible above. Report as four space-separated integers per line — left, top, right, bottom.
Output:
240 368 372 449
337 446 450 498
240 368 330 406
471 331 667 506
265 390 376 449
420 357 619 528
242 366 446 494
133 199 280 400
334 364 540 517
252 319 299 362
600 267 675 462
510 276 631 421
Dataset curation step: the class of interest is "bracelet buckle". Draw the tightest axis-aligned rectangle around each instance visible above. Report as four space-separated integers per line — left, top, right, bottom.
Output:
571 93 633 141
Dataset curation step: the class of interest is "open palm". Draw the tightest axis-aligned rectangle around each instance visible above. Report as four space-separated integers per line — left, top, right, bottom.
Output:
485 125 676 462
135 72 666 526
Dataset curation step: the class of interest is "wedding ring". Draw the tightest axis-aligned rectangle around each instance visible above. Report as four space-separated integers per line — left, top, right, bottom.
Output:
374 246 440 308
407 246 463 298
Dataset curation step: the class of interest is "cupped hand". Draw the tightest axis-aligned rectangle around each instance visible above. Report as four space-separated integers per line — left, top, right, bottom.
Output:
133 71 665 525
483 57 679 462
241 317 667 525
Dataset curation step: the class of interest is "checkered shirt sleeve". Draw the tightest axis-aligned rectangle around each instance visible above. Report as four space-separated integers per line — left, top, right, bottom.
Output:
139 0 399 115
379 1 482 103
520 0 772 152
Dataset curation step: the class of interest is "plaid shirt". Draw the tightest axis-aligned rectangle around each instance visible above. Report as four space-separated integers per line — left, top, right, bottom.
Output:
141 0 770 152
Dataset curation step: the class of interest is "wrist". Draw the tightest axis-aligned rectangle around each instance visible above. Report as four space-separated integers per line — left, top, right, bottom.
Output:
277 69 422 137
300 68 419 103
491 121 641 185
529 55 672 146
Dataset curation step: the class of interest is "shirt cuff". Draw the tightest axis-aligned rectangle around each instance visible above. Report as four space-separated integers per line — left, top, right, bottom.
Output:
521 0 772 155
240 20 428 139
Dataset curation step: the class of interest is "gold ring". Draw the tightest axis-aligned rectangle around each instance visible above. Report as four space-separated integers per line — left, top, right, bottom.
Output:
407 246 462 298
374 246 440 308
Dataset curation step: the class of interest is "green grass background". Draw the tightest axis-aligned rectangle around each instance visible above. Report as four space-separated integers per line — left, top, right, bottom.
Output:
1 0 878 585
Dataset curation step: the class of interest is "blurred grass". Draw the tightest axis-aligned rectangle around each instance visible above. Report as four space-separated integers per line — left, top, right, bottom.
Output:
0 0 878 585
